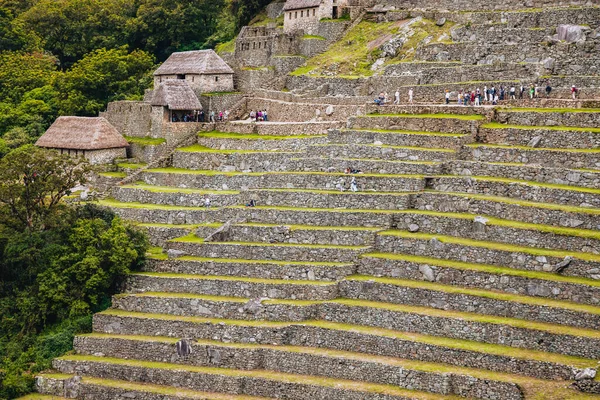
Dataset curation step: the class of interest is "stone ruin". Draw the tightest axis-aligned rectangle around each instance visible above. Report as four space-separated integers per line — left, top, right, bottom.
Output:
30 0 600 399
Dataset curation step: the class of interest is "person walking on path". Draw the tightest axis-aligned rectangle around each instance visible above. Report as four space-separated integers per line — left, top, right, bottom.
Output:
394 89 400 105
336 177 345 192
445 90 451 105
408 88 414 104
572 85 579 100
350 177 358 192
545 83 552 98
483 85 488 102
510 86 516 100
204 197 211 209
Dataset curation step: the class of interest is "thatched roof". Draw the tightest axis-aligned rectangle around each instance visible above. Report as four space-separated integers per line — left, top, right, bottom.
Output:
283 0 321 11
151 80 203 111
154 50 234 76
36 117 128 150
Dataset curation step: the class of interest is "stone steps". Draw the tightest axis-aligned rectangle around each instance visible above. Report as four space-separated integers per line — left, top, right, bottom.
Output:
113 184 241 207
172 149 303 172
165 239 368 262
341 276 600 330
496 108 600 128
53 355 464 400
194 223 380 247
36 374 273 400
449 161 600 190
352 113 485 134
140 168 426 192
196 132 328 151
94 307 600 361
142 256 355 281
283 157 443 175
72 334 524 400
306 143 456 162
466 144 600 170
331 128 467 148
479 122 600 149
375 230 600 279
125 273 339 300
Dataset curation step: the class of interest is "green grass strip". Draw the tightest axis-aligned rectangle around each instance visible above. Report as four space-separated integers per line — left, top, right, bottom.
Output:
131 272 336 286
117 163 147 169
199 132 326 140
315 143 456 152
99 199 209 211
138 222 221 229
482 122 600 133
251 188 417 196
145 168 426 179
98 172 126 178
121 292 247 302
384 210 600 240
377 230 600 262
124 136 166 145
97 310 599 367
346 275 600 315
173 256 352 267
467 143 600 153
500 107 600 113
344 128 465 137
362 252 600 288
237 222 383 232
176 144 299 155
57 355 462 399
453 175 600 195
122 183 239 195
175 239 368 250
226 205 405 215
362 113 485 121
426 190 600 215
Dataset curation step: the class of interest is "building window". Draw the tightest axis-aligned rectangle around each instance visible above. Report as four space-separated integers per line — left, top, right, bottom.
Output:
295 11 297 18
177 74 185 80
289 12 291 19
258 42 261 49
313 8 316 16
253 42 255 49
301 10 303 17
215 76 219 82
159 77 162 83
192 76 195 82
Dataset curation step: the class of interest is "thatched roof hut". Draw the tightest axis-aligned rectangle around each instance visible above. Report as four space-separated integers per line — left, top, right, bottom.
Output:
283 0 322 11
150 80 203 111
36 117 128 150
154 50 234 76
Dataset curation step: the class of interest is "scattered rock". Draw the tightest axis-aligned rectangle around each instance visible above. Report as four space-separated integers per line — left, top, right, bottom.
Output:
243 297 268 314
557 24 587 43
374 140 384 146
207 348 221 364
408 224 420 232
167 249 186 259
176 339 192 357
575 368 597 380
430 238 444 250
527 136 542 148
435 51 450 62
436 17 446 27
419 264 436 282
542 57 555 70
325 105 334 116
553 256 573 273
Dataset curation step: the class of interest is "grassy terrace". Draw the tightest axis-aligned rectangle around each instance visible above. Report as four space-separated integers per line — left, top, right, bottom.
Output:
169 237 369 251
289 157 440 165
144 167 427 178
347 275 600 315
312 143 456 152
124 136 166 146
467 143 600 153
73 333 600 399
170 256 352 267
362 113 485 120
198 132 325 140
378 230 600 262
482 122 600 132
55 355 465 400
500 107 600 113
343 128 466 137
98 309 600 367
98 171 126 178
363 252 600 288
176 145 300 154
121 183 239 195
131 273 336 286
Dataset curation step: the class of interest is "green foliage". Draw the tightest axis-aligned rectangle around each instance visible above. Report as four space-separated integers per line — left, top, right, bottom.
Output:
0 148 148 398
54 47 155 116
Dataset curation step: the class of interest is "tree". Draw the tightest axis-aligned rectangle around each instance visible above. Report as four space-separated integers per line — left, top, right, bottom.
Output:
0 145 91 231
53 47 155 116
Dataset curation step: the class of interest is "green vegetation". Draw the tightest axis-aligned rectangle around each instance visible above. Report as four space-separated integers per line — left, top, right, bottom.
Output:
124 136 167 146
302 35 326 40
198 132 325 140
176 144 297 154
291 18 455 77
98 171 127 179
215 38 236 54
501 107 600 113
0 147 148 398
117 163 147 170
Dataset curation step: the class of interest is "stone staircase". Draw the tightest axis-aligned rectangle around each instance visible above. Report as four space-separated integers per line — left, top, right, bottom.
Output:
33 101 600 400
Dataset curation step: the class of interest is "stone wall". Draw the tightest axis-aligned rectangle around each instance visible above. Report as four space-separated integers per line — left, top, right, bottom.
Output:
100 101 153 138
199 93 245 114
86 148 127 165
155 74 235 95
245 98 364 121
380 0 591 11
284 6 321 35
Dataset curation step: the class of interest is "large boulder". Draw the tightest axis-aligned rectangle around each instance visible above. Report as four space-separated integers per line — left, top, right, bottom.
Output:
556 25 588 43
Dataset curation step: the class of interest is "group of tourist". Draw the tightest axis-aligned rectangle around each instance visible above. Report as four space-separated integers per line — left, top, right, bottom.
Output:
375 89 414 106
249 110 269 122
171 110 231 123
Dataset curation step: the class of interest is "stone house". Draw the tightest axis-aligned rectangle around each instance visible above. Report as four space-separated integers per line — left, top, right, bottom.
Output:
283 0 348 34
35 116 128 165
150 80 203 125
153 50 235 95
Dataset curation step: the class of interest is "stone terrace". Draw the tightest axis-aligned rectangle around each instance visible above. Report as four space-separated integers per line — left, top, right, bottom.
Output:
31 2 600 400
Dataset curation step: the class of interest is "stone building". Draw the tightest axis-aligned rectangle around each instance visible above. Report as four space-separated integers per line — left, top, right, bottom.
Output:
150 80 203 124
35 116 128 165
153 50 235 95
283 0 348 34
